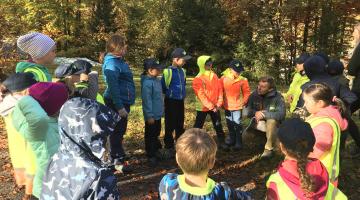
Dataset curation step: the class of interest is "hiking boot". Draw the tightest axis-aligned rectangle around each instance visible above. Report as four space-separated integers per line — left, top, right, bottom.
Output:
225 133 235 146
233 129 243 151
113 158 133 173
217 136 229 151
261 149 273 159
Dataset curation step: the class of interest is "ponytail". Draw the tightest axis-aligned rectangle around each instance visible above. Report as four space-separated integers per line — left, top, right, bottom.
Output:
333 97 347 117
99 52 106 64
294 151 316 194
286 144 317 194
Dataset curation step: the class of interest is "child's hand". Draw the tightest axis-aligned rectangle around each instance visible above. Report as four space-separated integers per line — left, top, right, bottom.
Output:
147 118 155 125
255 111 265 122
118 108 128 118
287 94 293 103
80 73 89 82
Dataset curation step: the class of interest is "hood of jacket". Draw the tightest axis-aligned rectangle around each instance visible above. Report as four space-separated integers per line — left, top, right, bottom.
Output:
313 105 348 131
196 55 212 77
58 97 121 160
304 56 328 80
16 61 43 72
0 95 23 117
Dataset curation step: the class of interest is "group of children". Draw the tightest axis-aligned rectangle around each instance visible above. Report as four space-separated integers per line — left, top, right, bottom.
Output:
0 31 353 200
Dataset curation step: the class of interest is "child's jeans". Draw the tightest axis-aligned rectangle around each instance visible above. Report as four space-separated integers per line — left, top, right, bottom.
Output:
104 98 130 161
145 119 162 157
225 110 242 145
164 98 185 149
194 110 225 138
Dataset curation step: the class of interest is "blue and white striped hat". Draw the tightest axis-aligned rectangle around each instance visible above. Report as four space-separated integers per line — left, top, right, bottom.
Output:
17 32 55 59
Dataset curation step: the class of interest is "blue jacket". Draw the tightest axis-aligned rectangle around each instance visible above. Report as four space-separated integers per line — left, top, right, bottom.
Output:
161 66 186 100
102 54 135 109
141 75 164 121
159 173 252 200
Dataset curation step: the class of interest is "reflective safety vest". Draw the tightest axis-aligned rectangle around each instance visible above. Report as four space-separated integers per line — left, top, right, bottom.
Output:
74 82 105 105
307 117 341 183
266 172 347 200
163 68 186 88
24 66 50 82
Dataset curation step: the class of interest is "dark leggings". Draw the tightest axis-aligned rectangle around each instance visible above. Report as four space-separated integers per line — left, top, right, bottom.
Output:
193 110 225 138
104 98 130 160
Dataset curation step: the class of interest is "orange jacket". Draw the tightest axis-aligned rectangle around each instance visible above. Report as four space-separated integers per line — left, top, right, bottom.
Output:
221 69 251 110
192 56 223 111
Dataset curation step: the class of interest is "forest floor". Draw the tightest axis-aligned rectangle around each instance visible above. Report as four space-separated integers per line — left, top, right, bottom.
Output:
1 80 360 199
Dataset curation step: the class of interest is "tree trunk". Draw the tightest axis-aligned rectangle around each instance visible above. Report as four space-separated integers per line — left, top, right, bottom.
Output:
302 0 311 52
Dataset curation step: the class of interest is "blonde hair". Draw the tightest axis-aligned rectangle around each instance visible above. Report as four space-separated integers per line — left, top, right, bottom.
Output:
176 128 217 174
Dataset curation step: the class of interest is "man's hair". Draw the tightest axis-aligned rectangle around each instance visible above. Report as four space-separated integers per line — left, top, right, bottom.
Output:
176 128 217 174
259 76 275 89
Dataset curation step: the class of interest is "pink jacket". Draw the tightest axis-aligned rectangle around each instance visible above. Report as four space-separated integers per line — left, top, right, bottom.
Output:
308 105 347 159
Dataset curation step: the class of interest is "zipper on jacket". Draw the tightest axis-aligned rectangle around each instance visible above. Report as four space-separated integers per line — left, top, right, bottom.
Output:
127 84 130 100
178 68 182 99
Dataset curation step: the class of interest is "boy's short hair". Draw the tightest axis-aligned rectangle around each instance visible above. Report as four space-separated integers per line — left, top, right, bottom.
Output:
176 128 217 174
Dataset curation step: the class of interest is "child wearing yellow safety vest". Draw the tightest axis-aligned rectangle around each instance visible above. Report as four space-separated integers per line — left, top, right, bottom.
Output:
266 118 347 200
192 56 226 148
285 53 310 113
220 60 250 150
303 83 348 187
16 32 56 82
54 60 104 104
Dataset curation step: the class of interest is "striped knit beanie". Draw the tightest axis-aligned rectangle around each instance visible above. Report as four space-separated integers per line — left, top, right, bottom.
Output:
17 32 55 59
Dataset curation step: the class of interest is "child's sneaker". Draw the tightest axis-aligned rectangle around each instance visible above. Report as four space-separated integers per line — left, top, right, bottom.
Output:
113 158 133 174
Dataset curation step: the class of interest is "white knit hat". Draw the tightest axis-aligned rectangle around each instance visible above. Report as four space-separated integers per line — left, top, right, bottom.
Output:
17 32 55 59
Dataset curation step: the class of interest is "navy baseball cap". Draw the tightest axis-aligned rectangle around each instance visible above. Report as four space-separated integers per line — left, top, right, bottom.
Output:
314 52 330 64
295 53 310 65
327 60 344 76
229 60 244 73
277 118 315 153
3 72 37 92
144 58 165 70
55 60 93 78
171 48 192 60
